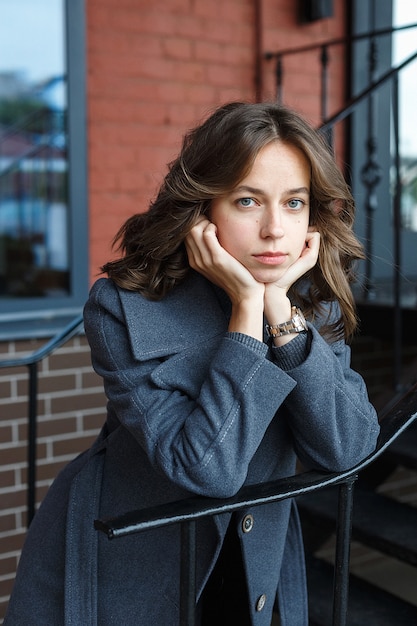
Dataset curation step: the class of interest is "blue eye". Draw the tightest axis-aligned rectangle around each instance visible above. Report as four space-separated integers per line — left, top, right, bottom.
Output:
238 197 255 207
288 199 304 210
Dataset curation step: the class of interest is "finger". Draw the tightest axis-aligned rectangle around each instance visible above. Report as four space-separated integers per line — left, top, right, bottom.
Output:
186 218 210 244
200 222 221 257
185 220 218 270
185 224 205 268
304 231 320 255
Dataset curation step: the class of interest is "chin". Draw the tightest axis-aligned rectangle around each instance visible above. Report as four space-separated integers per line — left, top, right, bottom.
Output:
251 270 284 284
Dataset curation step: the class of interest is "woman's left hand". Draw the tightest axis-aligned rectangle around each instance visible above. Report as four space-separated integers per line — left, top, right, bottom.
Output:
264 230 320 330
270 230 320 294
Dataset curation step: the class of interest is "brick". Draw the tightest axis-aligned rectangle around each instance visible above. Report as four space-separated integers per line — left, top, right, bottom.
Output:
36 416 78 439
1 398 44 421
52 433 98 458
174 14 207 40
0 469 16 490
182 84 218 106
50 390 107 415
93 143 139 171
0 342 12 356
162 37 193 61
83 412 105 433
163 103 199 127
171 61 206 84
0 379 12 400
16 372 78 397
0 443 46 466
219 86 253 105
0 424 13 445
0 363 27 378
36 459 71 483
0 512 18 534
219 0 252 22
206 63 246 88
0 554 18 577
48 350 92 371
0 487 27 511
195 41 228 64
11 339 43 355
117 9 180 37
81 370 103 389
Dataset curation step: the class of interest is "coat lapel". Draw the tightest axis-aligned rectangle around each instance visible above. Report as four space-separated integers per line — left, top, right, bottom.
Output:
117 271 229 360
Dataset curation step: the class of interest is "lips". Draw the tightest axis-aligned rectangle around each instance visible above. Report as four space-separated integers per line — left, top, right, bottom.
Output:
253 252 287 265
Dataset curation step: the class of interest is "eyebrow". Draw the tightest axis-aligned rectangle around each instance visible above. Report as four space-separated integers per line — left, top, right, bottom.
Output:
233 185 310 196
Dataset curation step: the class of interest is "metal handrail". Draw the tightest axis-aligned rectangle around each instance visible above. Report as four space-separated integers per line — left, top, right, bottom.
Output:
0 313 84 524
266 22 417 396
264 23 417 119
265 23 417 60
318 49 417 134
95 384 417 626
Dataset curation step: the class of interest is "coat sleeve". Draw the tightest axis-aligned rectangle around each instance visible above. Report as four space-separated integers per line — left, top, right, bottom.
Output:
271 308 380 472
83 279 298 498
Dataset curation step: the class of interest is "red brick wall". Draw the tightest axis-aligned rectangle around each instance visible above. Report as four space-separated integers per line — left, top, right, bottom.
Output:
87 0 257 281
87 0 347 284
0 0 348 620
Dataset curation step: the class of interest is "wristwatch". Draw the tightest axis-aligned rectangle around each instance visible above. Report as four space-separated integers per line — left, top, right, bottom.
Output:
265 306 308 339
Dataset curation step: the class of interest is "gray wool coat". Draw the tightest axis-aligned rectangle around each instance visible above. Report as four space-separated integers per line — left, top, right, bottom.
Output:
5 271 380 626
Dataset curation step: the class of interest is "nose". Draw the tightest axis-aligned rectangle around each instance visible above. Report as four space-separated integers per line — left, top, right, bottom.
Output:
260 208 285 239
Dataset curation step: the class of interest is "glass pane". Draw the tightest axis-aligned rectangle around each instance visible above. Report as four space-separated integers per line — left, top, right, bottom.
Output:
0 0 69 298
393 1 417 232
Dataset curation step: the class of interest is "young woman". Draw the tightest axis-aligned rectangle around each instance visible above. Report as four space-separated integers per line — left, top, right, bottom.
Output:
5 102 379 626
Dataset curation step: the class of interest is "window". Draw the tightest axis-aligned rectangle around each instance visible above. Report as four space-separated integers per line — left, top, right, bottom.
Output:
350 0 417 308
0 0 87 336
393 1 417 232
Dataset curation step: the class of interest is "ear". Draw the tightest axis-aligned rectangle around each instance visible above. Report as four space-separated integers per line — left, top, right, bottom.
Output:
331 199 344 215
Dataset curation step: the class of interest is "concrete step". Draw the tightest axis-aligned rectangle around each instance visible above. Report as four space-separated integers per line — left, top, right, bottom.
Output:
384 419 417 470
299 486 417 566
306 555 417 626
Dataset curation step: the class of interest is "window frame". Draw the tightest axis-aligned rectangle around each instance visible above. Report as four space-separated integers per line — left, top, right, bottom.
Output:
0 0 88 338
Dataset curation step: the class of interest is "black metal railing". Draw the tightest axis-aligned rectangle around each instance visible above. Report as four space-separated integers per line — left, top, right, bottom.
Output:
0 313 84 525
265 23 417 123
95 383 417 626
266 23 417 394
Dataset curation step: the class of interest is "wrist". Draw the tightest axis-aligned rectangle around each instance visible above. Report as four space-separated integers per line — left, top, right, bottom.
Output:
264 292 292 326
228 297 264 342
265 306 308 346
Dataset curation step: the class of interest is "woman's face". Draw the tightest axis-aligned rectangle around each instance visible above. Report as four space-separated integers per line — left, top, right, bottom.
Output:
210 140 311 284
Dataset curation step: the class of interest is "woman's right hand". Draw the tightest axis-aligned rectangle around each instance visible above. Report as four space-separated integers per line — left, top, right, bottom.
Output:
185 218 264 304
185 219 265 340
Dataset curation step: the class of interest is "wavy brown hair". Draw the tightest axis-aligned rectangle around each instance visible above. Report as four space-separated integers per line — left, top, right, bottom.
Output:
102 102 364 341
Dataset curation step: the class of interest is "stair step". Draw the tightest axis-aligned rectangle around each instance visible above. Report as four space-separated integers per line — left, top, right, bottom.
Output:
384 419 417 470
306 555 417 626
299 487 417 566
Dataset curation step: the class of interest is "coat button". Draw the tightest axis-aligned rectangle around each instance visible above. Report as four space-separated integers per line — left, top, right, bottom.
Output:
242 514 254 533
256 594 267 612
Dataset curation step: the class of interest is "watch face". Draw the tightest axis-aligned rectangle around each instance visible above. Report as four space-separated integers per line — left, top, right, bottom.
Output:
266 308 307 338
292 310 308 332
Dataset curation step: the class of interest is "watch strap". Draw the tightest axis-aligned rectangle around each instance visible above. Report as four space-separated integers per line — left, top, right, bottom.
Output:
265 306 308 339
